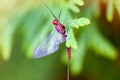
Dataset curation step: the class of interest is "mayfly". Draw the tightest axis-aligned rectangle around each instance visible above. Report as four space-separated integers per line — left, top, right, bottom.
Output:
33 2 71 80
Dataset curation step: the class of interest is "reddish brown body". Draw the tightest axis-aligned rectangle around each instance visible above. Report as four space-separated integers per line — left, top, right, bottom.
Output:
53 19 71 61
56 23 66 35
53 19 66 37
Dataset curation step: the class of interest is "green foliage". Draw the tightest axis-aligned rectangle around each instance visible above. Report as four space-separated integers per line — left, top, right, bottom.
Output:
0 0 120 80
106 0 120 22
66 18 90 49
106 0 114 22
68 0 84 13
114 0 120 15
70 18 90 28
89 25 117 60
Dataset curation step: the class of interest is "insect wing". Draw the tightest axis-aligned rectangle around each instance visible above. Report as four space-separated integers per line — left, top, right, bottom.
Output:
34 29 65 58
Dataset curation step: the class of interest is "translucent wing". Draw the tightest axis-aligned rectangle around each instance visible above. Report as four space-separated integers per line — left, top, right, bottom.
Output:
34 29 66 58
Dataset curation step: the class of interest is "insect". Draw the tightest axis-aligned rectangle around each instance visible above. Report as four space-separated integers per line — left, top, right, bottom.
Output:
33 3 71 60
33 2 71 80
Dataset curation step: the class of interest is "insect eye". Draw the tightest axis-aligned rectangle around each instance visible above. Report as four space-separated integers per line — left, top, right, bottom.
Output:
53 19 58 25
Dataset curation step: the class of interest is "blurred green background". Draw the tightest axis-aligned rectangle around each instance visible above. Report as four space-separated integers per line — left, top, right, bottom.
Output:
0 0 120 80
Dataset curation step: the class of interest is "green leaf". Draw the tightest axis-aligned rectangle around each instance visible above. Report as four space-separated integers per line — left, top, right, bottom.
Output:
68 0 84 13
69 4 80 13
70 18 90 28
114 0 120 15
70 32 88 75
66 28 77 49
0 27 13 61
65 17 90 58
106 0 114 22
70 0 84 6
89 26 118 60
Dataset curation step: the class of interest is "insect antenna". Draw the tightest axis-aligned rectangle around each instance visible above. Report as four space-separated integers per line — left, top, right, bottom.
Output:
58 10 61 21
41 1 58 19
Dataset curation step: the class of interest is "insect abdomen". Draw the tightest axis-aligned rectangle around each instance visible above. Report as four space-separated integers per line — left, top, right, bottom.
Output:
67 47 71 61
